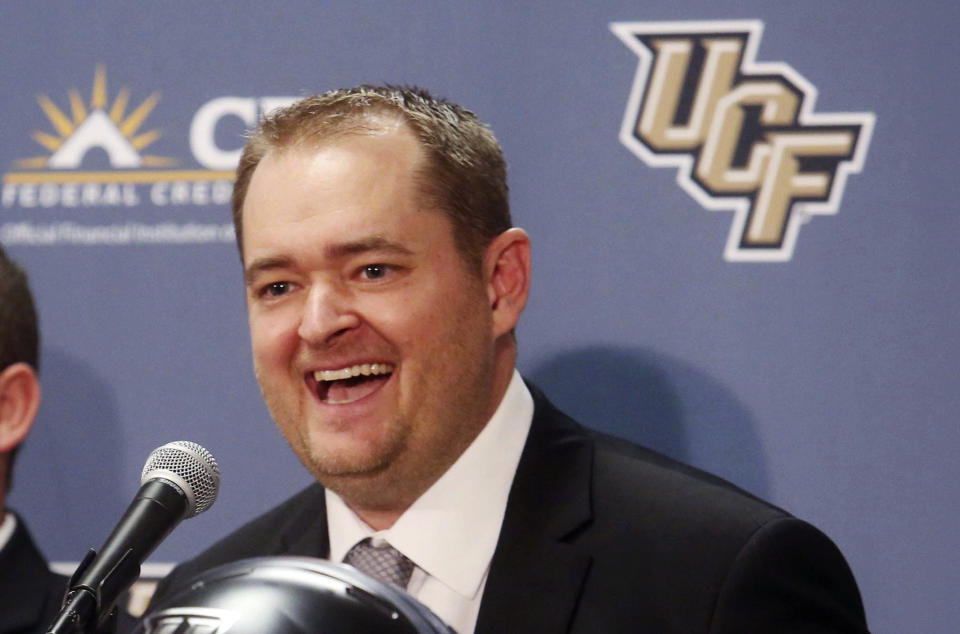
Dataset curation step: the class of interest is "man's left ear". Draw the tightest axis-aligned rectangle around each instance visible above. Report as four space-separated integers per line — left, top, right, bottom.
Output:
484 228 531 338
0 363 41 454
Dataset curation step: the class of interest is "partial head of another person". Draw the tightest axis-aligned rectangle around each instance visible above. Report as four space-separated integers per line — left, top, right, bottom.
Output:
0 245 41 502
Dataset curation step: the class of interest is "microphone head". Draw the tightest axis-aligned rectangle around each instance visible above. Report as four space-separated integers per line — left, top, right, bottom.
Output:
141 441 220 517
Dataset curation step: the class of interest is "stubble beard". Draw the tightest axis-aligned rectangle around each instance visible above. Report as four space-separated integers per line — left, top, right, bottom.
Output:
297 410 413 507
260 338 495 513
258 374 415 505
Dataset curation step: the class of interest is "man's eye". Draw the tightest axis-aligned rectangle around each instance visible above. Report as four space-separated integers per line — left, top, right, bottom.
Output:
361 265 388 280
261 281 291 297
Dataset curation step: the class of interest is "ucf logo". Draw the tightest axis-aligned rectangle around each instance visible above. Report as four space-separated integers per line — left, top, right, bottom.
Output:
611 20 874 261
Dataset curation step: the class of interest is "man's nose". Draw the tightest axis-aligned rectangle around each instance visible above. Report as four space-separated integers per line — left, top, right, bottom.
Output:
297 283 361 344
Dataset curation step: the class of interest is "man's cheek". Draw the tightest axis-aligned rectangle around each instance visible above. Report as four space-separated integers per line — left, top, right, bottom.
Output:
252 317 285 351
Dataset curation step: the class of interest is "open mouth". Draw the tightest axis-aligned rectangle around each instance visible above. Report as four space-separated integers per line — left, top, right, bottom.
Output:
312 363 395 405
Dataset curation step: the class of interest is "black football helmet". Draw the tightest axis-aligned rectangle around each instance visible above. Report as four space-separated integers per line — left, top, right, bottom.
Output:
134 557 456 633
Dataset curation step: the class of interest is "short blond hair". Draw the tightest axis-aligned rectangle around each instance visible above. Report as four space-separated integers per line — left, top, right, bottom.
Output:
232 85 512 271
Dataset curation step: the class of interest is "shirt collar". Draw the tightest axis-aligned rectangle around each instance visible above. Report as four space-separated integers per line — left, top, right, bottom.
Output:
0 511 16 553
327 370 533 598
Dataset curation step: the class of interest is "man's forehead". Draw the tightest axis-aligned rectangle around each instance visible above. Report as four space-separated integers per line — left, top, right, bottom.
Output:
246 125 428 204
268 113 416 161
243 235 417 281
239 123 448 268
240 192 455 274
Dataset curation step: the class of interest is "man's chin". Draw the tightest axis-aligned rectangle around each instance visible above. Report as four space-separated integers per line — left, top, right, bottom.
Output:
300 443 397 481
311 460 411 510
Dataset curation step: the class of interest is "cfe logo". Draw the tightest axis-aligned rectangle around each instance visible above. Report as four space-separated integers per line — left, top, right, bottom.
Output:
2 65 294 213
611 21 874 262
3 65 232 210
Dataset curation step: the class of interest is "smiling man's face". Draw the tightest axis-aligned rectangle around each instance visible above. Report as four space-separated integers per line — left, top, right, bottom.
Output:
242 123 505 512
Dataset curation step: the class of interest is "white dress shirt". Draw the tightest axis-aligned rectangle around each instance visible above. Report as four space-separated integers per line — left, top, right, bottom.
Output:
327 370 534 634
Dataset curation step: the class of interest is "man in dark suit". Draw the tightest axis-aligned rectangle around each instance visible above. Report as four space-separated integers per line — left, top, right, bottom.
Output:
153 86 869 632
0 245 68 634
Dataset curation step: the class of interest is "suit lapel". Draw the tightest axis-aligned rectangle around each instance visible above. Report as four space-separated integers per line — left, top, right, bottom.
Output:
0 515 62 633
475 387 594 634
278 483 332 559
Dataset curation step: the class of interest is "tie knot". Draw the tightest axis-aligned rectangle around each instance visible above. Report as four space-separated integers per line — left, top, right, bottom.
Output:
343 537 415 589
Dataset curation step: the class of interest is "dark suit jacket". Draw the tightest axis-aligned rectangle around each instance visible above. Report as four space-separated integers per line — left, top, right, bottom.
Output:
0 513 68 634
153 386 868 633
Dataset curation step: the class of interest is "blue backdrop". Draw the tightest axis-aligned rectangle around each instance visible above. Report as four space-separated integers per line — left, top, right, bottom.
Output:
2 2 957 632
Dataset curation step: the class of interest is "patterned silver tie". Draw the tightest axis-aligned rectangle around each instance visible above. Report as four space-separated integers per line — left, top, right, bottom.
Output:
343 537 415 589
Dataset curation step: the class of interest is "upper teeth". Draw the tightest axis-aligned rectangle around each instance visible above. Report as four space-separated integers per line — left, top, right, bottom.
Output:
314 363 394 382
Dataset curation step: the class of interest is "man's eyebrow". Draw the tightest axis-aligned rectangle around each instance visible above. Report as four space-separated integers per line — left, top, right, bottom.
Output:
244 238 415 285
244 256 293 285
324 237 415 259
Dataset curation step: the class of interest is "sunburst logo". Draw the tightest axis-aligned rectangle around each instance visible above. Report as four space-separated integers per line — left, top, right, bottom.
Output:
3 65 232 192
17 65 175 172
1 68 294 244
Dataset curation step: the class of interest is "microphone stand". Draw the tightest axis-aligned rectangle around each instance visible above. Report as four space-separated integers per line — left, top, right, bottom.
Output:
46 547 139 634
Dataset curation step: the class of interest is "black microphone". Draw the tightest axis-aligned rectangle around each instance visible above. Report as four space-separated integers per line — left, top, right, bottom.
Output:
46 441 220 634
